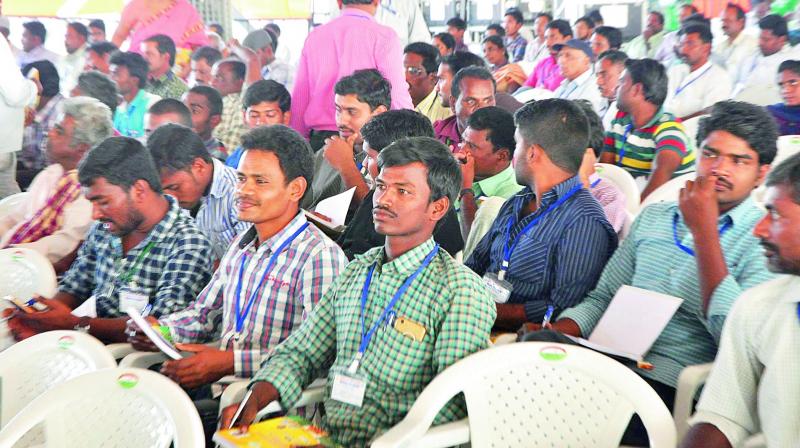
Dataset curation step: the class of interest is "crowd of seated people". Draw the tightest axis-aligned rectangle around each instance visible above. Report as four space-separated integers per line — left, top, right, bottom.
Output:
2 1 800 446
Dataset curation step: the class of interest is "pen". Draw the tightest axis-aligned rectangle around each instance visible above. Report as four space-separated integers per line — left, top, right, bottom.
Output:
541 305 554 328
229 388 254 429
141 303 153 317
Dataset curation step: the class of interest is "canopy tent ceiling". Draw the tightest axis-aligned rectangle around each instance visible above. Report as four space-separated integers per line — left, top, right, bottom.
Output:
1 0 312 18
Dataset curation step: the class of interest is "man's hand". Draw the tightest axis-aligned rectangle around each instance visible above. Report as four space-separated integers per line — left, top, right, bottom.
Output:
455 148 475 190
160 344 234 389
219 382 281 430
14 299 77 334
4 308 37 341
126 316 159 351
679 175 720 235
322 134 358 173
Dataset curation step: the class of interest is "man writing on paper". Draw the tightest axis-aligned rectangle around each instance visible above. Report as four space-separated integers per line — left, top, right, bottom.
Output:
522 101 777 446
220 137 496 446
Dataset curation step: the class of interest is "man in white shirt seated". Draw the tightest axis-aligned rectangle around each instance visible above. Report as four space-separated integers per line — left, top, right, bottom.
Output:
552 39 603 114
713 3 758 74
653 5 702 68
623 11 665 59
733 14 797 106
0 97 113 265
595 50 627 131
666 23 732 121
523 12 552 67
680 152 800 448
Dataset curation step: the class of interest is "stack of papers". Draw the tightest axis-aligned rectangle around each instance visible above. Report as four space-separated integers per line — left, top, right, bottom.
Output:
303 187 355 235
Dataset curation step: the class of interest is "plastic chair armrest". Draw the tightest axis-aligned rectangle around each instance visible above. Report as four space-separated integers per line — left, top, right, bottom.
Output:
674 362 714 440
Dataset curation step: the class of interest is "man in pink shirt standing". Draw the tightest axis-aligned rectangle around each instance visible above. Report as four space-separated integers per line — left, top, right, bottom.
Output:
524 19 572 91
291 0 413 152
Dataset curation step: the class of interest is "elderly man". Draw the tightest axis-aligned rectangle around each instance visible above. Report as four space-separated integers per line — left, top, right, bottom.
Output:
553 39 603 113
595 50 627 130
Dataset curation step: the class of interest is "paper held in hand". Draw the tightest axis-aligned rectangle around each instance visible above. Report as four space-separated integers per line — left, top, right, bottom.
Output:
303 187 356 233
566 285 684 362
125 307 182 360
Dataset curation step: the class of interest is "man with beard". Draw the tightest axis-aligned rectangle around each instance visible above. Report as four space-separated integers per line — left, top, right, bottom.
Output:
59 22 89 93
681 153 800 447
7 137 213 344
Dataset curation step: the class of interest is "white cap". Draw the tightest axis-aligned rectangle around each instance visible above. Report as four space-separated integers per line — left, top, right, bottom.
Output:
0 17 10 31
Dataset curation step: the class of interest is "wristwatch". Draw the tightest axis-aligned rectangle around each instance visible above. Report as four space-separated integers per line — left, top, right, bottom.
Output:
74 316 91 333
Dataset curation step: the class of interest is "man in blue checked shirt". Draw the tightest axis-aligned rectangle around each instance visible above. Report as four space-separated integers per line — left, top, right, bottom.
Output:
8 136 213 344
147 123 248 261
465 98 618 331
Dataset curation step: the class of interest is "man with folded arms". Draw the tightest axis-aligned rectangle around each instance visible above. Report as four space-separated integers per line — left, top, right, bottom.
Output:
220 137 496 446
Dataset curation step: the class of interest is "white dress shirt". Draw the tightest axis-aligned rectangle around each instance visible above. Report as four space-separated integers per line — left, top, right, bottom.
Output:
601 99 618 132
654 30 681 68
732 45 798 106
689 275 800 447
553 68 604 114
59 44 87 94
16 44 60 68
0 38 37 155
712 32 758 74
374 0 431 46
666 60 732 119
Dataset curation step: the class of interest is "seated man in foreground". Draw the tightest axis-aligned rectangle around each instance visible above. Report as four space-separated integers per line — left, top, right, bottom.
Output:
220 137 496 446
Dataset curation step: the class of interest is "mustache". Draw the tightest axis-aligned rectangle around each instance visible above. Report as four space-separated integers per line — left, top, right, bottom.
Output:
338 126 354 133
760 240 779 252
236 197 259 206
373 204 397 218
715 176 733 190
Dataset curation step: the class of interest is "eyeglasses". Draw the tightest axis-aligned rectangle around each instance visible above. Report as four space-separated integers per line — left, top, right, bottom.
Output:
405 66 426 77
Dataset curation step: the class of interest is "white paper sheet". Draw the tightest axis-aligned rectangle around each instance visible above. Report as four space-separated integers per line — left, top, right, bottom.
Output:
125 307 182 360
71 295 97 318
313 187 355 228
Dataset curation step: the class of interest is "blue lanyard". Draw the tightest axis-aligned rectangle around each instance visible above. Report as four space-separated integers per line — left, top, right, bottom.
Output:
501 184 583 274
671 213 732 256
617 124 634 167
354 244 440 366
234 222 309 335
797 302 800 325
674 64 712 96
590 177 601 188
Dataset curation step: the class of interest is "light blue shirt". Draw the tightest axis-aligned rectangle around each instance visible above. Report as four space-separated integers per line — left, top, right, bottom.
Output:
192 158 248 260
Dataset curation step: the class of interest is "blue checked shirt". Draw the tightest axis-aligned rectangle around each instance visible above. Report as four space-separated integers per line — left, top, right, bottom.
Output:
59 195 214 318
465 175 618 322
158 213 348 378
191 159 248 260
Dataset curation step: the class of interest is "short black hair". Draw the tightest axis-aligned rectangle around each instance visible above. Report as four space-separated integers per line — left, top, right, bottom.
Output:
486 24 506 37
361 109 434 153
441 51 486 75
22 60 59 97
404 42 440 75
680 23 713 44
514 98 589 174
680 3 700 15
598 49 628 65
147 123 212 174
433 32 455 50
191 46 222 65
264 23 281 37
594 26 623 50
683 13 711 27
759 14 788 37
765 152 800 203
697 101 778 165
504 7 524 24
588 9 604 24
482 34 506 49
378 136 462 206
76 70 119 114
447 17 467 30
89 19 106 32
650 11 665 25
547 19 574 38
68 22 89 40
725 3 746 20
78 136 162 193
88 41 118 56
240 125 314 201
451 66 496 100
536 12 554 22
779 59 800 76
576 16 596 29
217 59 246 81
264 28 279 52
467 106 516 153
143 34 177 66
243 79 291 111
335 69 391 111
573 100 604 156
625 58 668 107
188 85 223 117
23 21 46 42
148 98 192 127
109 51 149 88
208 22 224 36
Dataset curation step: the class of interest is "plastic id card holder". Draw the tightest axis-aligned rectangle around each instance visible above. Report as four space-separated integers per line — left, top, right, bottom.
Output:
483 272 513 303
119 289 149 313
331 367 368 408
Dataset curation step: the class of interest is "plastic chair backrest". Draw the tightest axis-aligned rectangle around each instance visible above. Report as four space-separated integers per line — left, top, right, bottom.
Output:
639 172 696 211
374 342 676 448
0 193 28 219
0 248 58 300
776 135 800 166
594 163 641 214
0 367 205 448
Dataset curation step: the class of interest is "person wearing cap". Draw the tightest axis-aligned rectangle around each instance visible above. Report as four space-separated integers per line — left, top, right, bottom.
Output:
0 16 19 57
553 39 604 114
237 29 292 89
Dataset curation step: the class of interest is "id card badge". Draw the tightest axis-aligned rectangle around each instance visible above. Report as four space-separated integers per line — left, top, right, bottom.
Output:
119 288 149 313
483 272 513 303
331 366 368 408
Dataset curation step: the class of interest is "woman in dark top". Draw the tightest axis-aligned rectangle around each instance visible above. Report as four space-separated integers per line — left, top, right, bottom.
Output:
767 60 800 136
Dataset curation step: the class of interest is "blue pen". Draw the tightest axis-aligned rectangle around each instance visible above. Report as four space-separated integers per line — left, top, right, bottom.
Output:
141 303 153 317
541 305 554 328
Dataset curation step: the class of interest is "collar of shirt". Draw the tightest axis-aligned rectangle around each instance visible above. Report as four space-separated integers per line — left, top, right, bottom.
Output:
149 71 174 86
341 7 376 21
619 106 668 130
561 68 593 93
778 275 800 303
354 237 436 277
238 211 309 255
511 175 582 217
434 115 460 146
672 194 757 230
674 60 714 93
474 165 517 197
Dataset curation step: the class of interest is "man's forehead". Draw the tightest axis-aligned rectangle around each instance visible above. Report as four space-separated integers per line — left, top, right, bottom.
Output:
334 94 368 107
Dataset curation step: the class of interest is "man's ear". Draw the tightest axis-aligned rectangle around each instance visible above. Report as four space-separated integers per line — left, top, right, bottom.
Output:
282 111 291 125
372 105 388 116
496 147 512 162
130 179 150 203
209 114 222 130
429 195 449 223
287 176 307 203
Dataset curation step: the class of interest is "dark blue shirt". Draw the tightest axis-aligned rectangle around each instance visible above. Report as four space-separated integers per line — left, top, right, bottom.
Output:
465 175 618 322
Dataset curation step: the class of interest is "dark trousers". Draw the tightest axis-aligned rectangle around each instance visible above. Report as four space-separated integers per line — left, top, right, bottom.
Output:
309 129 338 152
520 330 676 447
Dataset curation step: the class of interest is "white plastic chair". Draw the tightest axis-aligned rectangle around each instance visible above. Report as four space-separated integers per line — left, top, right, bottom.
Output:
0 367 205 448
619 209 635 241
0 330 116 446
371 342 677 448
0 192 28 218
776 134 800 166
595 163 641 215
639 172 696 211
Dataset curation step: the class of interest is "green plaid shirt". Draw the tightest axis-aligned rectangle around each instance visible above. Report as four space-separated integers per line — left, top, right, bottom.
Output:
252 238 496 447
213 93 249 154
145 71 188 100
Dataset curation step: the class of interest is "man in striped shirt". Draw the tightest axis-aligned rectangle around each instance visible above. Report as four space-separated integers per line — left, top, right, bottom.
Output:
147 124 248 261
130 125 347 388
529 101 777 445
599 58 695 200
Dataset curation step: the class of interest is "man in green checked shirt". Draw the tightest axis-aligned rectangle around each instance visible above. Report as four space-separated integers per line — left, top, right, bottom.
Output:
221 136 496 446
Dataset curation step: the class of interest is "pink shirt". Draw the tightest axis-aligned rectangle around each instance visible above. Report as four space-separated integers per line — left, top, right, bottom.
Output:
289 8 413 138
524 55 564 91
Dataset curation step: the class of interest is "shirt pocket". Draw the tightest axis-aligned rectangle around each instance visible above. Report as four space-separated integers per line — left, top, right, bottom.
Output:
366 319 434 390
